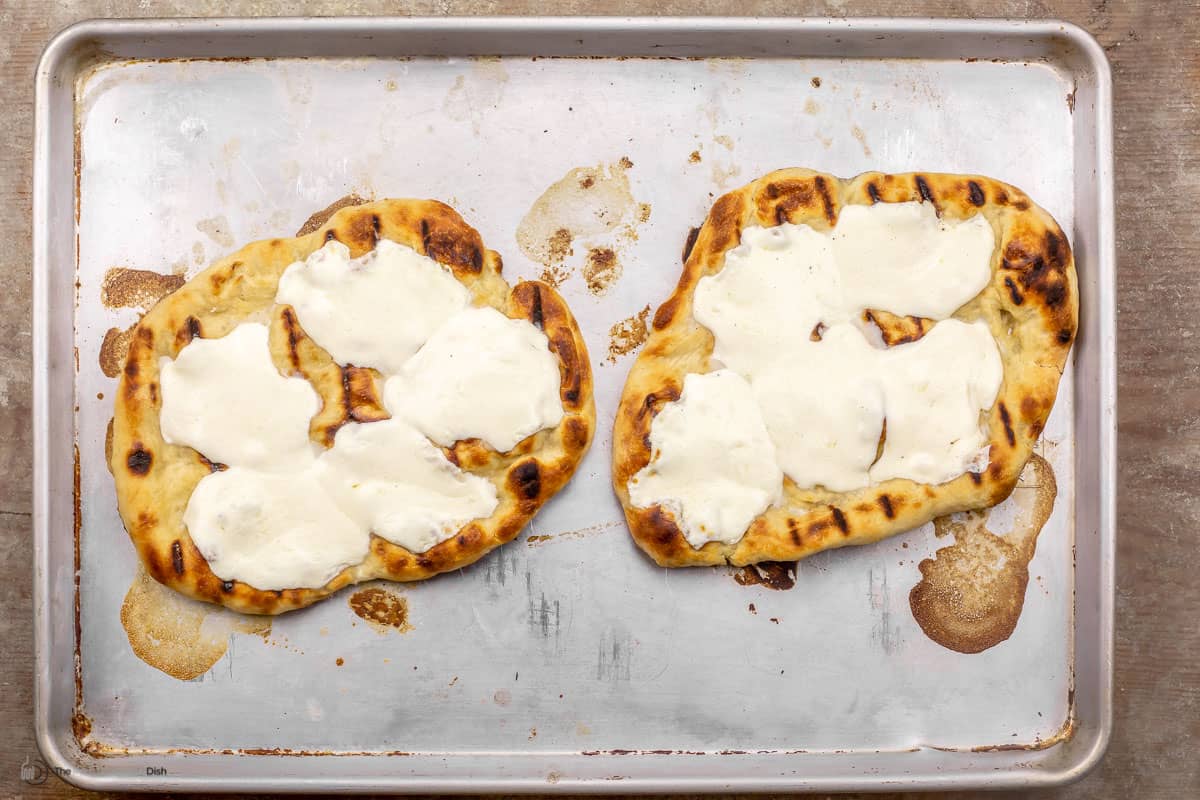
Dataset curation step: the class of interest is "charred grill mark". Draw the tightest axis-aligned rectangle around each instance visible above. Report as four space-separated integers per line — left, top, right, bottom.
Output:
148 382 158 404
171 540 184 575
1045 230 1066 268
999 402 1016 446
1004 277 1024 305
968 181 986 206
126 446 152 475
787 518 801 546
915 175 934 204
510 460 541 500
529 284 545 329
814 176 835 224
830 506 849 535
866 182 882 204
1043 282 1067 308
878 494 895 519
652 297 680 330
420 219 431 255
280 307 303 372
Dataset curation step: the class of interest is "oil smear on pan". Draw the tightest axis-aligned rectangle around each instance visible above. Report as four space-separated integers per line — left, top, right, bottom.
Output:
348 586 413 634
120 565 270 681
516 157 647 293
98 323 136 378
909 454 1057 654
605 304 651 365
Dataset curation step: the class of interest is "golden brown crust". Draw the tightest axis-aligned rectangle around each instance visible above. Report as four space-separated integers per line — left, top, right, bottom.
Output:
111 200 595 613
612 169 1077 567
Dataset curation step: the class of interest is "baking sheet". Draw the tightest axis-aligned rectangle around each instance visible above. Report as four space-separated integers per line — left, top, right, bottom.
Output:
34 17 1115 792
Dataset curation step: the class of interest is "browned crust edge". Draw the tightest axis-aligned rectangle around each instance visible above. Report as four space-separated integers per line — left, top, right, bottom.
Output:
111 200 595 613
611 169 1078 567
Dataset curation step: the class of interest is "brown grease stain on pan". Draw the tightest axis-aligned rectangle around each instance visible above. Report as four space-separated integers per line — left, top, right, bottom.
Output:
120 566 271 681
910 454 1057 653
295 193 369 236
583 247 621 295
732 561 797 591
100 268 184 310
99 323 136 378
348 587 413 633
605 305 651 365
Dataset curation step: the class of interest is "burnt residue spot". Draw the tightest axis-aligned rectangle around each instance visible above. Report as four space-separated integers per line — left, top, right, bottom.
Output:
878 494 895 519
830 506 849 535
915 175 934 204
100 268 185 310
814 176 835 224
999 402 1016 446
348 587 412 632
688 150 702 164
606 305 651 364
811 76 821 88
681 226 701 264
295 193 368 236
170 541 184 576
126 446 152 475
583 247 621 295
510 460 541 501
733 561 797 591
222 580 235 592
968 181 986 206
579 175 596 189
1057 328 1073 345
809 322 825 342
866 182 881 204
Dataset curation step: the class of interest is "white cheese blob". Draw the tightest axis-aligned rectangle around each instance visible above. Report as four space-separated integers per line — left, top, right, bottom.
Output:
629 370 783 548
159 323 319 471
833 201 996 320
871 319 1003 484
275 239 471 374
184 466 370 591
314 418 498 554
752 325 886 493
384 306 564 452
638 200 1003 544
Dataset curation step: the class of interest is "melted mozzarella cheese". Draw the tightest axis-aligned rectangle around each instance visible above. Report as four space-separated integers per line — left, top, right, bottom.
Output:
870 319 1003 484
629 370 783 548
639 200 1003 541
275 239 471 374
314 418 498 554
832 201 996 320
384 306 564 452
159 323 319 471
184 466 369 591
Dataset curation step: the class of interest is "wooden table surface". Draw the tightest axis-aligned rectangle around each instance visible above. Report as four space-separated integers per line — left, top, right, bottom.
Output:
2 1 1196 797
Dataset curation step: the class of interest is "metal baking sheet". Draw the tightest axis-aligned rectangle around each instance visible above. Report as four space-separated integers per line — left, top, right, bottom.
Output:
34 17 1115 792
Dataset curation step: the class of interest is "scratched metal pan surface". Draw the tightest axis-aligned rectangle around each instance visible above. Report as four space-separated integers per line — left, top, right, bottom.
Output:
33 16 1115 792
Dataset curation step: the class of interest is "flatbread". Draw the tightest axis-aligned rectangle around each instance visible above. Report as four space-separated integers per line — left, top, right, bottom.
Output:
112 200 595 613
612 169 1077 567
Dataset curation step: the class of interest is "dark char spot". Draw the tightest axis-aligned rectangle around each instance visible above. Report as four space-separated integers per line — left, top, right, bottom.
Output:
512 460 541 500
878 494 895 519
126 447 152 475
915 176 934 204
830 506 849 535
171 540 184 575
999 402 1016 446
866 182 881 203
681 226 700 264
1057 328 1073 344
1004 276 1024 305
968 181 986 206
